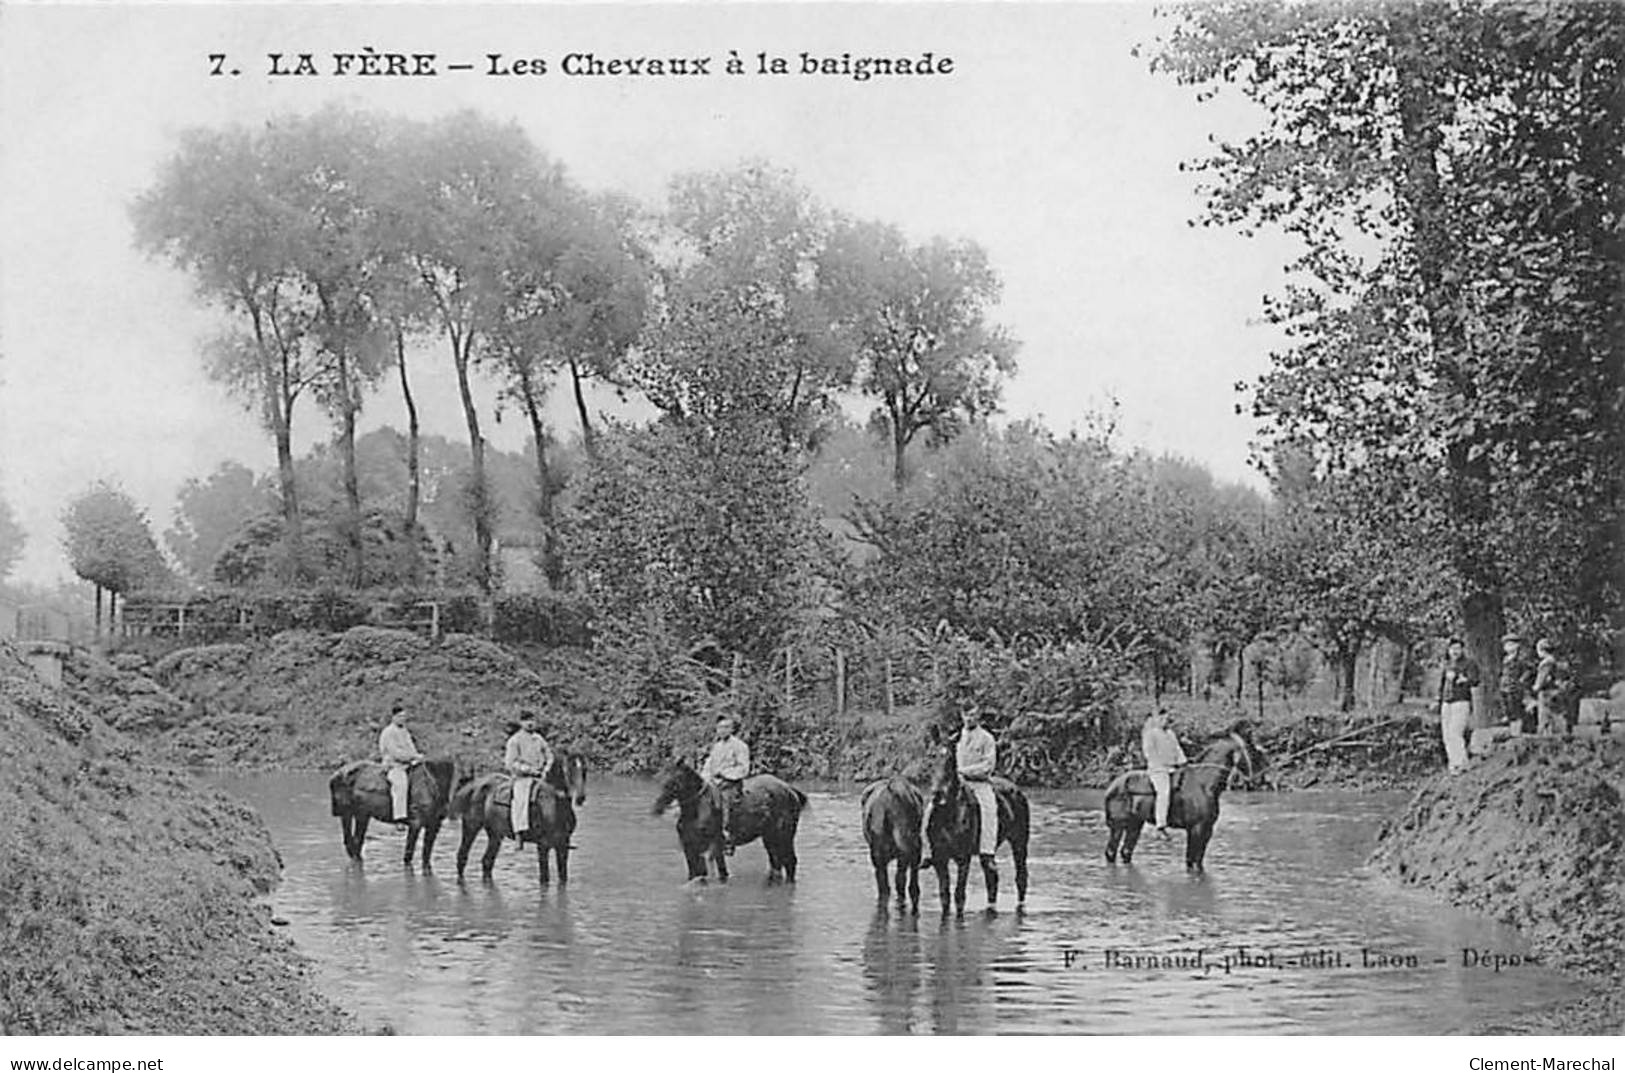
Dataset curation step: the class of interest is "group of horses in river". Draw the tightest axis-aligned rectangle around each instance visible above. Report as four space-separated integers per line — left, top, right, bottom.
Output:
326 721 1263 911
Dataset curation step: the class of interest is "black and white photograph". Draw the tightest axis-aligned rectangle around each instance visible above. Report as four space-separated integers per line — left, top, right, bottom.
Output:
0 0 1620 1048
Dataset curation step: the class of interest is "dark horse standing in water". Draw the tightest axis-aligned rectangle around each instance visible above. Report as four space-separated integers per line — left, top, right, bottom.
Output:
329 757 459 868
861 776 925 912
1103 723 1260 871
450 752 589 885
652 759 807 883
924 734 1031 915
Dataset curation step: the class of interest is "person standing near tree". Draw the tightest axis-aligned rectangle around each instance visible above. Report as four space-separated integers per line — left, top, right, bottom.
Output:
1499 633 1536 735
1533 638 1573 737
1436 638 1481 773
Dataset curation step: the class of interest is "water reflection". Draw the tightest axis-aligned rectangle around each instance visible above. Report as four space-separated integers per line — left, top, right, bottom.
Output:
212 773 1592 1034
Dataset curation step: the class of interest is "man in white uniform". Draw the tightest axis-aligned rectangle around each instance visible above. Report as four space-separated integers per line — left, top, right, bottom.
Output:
378 703 425 823
955 708 1000 862
700 717 750 853
1142 709 1188 835
504 711 555 837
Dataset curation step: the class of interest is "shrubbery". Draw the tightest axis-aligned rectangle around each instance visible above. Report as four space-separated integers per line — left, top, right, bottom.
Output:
493 591 593 646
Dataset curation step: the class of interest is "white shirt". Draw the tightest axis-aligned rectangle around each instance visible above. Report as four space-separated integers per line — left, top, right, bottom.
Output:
701 736 750 782
505 730 554 777
379 723 421 767
1141 723 1187 772
957 726 997 780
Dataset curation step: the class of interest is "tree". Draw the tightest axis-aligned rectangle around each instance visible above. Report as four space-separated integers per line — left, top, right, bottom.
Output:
394 113 569 591
823 219 1018 489
270 107 395 588
61 481 171 632
486 186 648 587
133 126 320 579
635 163 852 451
1155 2 1625 702
165 461 272 585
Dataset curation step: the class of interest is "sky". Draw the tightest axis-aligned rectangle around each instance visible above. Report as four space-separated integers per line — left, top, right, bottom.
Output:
0 2 1298 585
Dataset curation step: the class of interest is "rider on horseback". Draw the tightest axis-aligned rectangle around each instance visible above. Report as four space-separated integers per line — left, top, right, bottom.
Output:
379 703 425 824
922 708 1000 870
701 717 750 855
505 710 555 838
1141 709 1187 837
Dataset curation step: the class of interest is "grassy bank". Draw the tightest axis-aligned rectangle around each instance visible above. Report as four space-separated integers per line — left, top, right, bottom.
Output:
0 642 348 1034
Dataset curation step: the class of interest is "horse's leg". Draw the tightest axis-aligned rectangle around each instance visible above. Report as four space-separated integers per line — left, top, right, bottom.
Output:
1186 822 1211 872
953 857 970 916
340 814 356 859
1121 820 1143 865
980 854 999 910
455 821 478 880
353 815 371 861
481 832 502 879
403 823 421 867
555 843 569 886
934 859 952 916
907 859 921 914
1105 817 1122 864
419 819 441 871
872 847 890 903
1012 833 1030 904
537 842 551 886
893 859 909 909
783 831 798 883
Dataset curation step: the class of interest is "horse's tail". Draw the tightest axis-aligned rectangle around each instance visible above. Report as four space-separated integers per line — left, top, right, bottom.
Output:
329 763 358 816
424 757 457 820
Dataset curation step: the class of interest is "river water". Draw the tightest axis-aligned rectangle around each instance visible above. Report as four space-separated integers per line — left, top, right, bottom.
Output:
215 773 1587 1034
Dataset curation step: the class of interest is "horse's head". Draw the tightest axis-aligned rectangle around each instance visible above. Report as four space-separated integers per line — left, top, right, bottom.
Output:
1202 722 1264 787
652 756 701 816
927 732 960 809
545 750 589 806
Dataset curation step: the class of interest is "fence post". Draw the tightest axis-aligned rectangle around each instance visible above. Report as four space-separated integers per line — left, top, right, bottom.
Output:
884 656 895 719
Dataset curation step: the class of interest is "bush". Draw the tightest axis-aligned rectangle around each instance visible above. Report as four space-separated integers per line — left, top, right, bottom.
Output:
332 626 428 664
493 591 594 647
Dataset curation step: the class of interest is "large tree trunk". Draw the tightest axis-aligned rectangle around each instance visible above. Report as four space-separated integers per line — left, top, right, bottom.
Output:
338 385 364 589
1338 648 1358 713
396 328 422 583
452 332 492 591
273 418 303 582
568 356 596 457
1394 18 1503 725
519 371 562 589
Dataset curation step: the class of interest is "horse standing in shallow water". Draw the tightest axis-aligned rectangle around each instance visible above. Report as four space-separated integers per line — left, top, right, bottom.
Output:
329 757 460 868
450 752 588 885
861 776 925 912
651 759 807 883
1103 723 1261 871
924 733 1031 915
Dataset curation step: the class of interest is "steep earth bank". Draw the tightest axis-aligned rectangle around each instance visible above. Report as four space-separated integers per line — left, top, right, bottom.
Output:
0 642 348 1034
1371 740 1624 1034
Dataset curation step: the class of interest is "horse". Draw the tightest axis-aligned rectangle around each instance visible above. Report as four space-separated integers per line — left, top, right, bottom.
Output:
328 757 460 868
923 731 1031 915
1103 723 1261 871
651 758 807 883
450 751 589 885
861 776 925 912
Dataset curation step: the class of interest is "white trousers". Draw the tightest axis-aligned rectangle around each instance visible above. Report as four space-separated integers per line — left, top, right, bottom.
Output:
1149 768 1173 827
968 780 998 855
386 766 409 821
1441 701 1472 772
511 777 534 835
